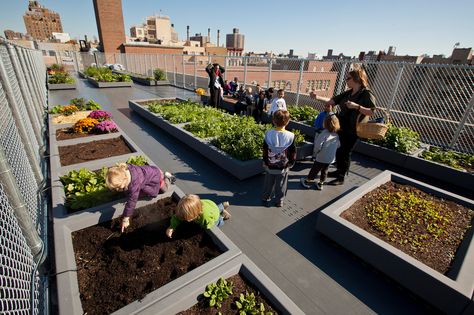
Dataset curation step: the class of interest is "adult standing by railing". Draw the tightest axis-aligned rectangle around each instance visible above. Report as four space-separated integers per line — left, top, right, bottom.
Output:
310 66 376 185
205 63 225 108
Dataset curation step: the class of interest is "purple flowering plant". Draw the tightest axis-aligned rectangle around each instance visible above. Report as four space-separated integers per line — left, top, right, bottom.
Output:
88 110 112 122
94 120 118 134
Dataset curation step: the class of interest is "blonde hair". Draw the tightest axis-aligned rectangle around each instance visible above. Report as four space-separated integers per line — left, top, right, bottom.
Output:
106 163 129 190
348 66 369 89
176 194 202 221
272 109 290 127
245 87 252 94
324 114 340 133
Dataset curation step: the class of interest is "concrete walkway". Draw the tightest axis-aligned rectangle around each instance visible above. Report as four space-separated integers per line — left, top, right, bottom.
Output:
50 78 438 314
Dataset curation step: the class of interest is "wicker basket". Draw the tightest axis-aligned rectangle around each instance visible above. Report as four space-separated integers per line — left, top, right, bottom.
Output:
356 121 388 139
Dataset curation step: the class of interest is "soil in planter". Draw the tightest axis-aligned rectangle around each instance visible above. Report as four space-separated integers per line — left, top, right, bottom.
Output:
72 197 222 315
177 274 279 315
56 127 118 140
58 136 133 166
341 182 474 274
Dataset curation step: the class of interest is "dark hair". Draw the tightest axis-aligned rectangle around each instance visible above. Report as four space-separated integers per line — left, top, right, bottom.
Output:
272 110 290 127
277 89 284 94
348 66 369 88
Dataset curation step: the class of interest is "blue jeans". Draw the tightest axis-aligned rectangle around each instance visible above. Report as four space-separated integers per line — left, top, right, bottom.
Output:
215 203 225 227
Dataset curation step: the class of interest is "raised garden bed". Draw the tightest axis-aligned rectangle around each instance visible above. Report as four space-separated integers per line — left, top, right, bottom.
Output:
58 136 134 166
316 170 474 314
129 98 264 180
73 197 221 315
48 82 77 90
87 77 133 88
53 188 241 315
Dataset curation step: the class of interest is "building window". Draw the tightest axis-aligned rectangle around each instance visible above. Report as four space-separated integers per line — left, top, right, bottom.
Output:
306 79 330 92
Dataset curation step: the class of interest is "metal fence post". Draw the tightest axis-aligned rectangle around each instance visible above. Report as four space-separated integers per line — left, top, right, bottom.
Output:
335 61 348 95
267 57 273 88
295 59 305 106
182 55 186 88
243 56 247 88
386 64 405 117
194 54 197 89
449 93 474 150
223 56 227 81
173 54 176 86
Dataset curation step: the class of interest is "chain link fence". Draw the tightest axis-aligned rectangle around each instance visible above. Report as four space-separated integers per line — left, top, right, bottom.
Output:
71 52 474 153
0 40 48 315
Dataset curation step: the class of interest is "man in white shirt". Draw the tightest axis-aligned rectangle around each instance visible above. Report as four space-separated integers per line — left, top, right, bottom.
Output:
268 89 287 116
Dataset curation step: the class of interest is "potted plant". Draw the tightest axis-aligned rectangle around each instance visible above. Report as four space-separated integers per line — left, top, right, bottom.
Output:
85 66 133 88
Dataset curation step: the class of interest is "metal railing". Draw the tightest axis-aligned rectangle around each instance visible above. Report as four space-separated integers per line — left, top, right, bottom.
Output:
0 40 48 315
55 51 474 154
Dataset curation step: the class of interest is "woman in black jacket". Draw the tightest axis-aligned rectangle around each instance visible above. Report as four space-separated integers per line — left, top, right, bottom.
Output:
205 63 225 108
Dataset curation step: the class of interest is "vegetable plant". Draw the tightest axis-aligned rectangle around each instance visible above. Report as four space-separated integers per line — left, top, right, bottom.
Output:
288 105 319 125
70 98 102 110
292 129 305 147
126 155 148 166
49 105 78 116
369 125 420 154
202 277 233 308
235 291 273 315
48 72 75 84
153 68 167 81
421 146 473 172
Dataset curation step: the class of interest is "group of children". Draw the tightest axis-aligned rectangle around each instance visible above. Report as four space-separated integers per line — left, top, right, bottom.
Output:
104 99 339 234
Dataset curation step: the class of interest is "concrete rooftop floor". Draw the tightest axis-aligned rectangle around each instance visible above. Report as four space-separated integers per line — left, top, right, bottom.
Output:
48 77 450 315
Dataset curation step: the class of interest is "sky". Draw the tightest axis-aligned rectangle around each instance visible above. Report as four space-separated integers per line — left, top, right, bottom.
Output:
1 0 473 58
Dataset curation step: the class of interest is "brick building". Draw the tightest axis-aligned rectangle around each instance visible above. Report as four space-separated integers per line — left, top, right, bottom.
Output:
23 1 63 40
93 0 126 53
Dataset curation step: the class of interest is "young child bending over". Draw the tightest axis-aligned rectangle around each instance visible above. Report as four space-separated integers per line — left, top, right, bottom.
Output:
165 194 231 238
300 113 340 190
106 163 175 232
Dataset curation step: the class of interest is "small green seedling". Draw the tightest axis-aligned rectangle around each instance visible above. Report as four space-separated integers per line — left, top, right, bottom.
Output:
235 291 273 315
202 277 233 308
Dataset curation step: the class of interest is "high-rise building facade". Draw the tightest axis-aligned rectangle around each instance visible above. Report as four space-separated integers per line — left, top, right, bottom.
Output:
130 15 178 45
23 1 63 40
93 0 126 53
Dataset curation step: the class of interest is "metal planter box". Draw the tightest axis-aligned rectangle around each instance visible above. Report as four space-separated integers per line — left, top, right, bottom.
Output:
87 77 133 88
287 120 317 138
53 188 242 315
129 99 264 180
48 82 77 90
316 170 474 314
150 254 304 315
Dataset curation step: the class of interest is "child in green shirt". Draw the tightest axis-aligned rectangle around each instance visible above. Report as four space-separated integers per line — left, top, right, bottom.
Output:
165 194 231 238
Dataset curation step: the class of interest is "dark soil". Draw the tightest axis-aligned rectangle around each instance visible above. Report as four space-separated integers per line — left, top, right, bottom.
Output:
58 136 133 166
56 127 117 140
72 197 222 315
177 274 278 315
341 182 474 274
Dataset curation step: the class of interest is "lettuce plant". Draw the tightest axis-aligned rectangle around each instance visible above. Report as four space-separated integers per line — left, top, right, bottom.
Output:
153 68 167 81
369 125 420 154
126 155 148 166
288 105 319 125
203 277 233 309
235 291 272 315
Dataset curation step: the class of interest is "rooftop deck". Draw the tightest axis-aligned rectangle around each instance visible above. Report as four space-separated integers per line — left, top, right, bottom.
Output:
48 78 458 314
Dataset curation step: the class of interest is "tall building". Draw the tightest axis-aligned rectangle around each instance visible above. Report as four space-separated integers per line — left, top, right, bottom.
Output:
226 28 244 66
23 1 62 40
4 30 28 40
129 15 178 44
93 0 126 53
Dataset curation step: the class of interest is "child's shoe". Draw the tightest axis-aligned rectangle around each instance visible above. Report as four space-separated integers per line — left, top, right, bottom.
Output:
300 178 315 189
164 172 176 184
262 199 271 207
222 201 230 209
221 209 231 220
316 181 324 190
276 200 283 207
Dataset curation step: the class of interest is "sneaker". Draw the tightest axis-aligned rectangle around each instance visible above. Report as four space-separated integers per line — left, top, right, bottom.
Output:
276 201 283 207
221 209 231 220
329 177 345 185
262 199 271 207
164 172 176 185
316 182 324 190
300 178 315 189
327 170 340 178
222 201 230 210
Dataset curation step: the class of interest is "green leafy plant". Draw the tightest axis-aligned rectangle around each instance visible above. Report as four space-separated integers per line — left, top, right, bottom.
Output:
202 277 233 309
235 291 273 315
48 105 78 115
48 72 75 84
369 125 420 154
59 167 120 210
287 105 319 125
421 146 473 172
126 155 148 166
84 100 102 110
292 129 305 147
153 68 167 81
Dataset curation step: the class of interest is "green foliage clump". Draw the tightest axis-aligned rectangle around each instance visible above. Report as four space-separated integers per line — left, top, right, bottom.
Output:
48 72 75 84
60 167 119 210
366 188 451 251
235 292 273 315
287 105 319 125
421 146 473 172
153 68 167 81
126 155 148 166
203 277 233 309
369 124 420 154
292 129 305 147
70 98 102 110
85 66 131 82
